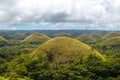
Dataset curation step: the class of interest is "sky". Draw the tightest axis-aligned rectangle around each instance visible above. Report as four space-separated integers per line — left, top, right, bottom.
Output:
0 0 120 30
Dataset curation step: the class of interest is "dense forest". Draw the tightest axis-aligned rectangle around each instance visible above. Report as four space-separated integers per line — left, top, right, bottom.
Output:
0 30 120 80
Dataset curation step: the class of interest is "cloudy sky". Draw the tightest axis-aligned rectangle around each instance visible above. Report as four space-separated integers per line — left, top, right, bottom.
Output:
0 0 120 30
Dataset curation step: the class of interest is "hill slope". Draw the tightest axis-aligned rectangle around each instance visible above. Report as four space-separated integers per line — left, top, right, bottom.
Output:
100 36 120 46
0 36 6 41
96 36 120 55
0 36 7 46
76 34 95 43
102 32 120 39
23 32 50 44
32 37 105 64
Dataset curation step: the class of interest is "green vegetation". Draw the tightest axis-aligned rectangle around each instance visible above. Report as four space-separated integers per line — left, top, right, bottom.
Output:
53 32 71 37
100 36 120 46
0 36 8 47
23 32 50 44
0 30 120 80
76 34 96 44
102 32 120 39
95 36 120 56
0 36 6 41
32 37 105 63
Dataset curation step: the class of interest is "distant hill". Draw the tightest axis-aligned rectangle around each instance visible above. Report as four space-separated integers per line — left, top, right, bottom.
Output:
102 32 120 39
96 36 120 55
23 32 50 44
0 36 7 47
31 37 105 65
76 34 95 43
100 36 120 46
53 32 71 37
0 36 6 41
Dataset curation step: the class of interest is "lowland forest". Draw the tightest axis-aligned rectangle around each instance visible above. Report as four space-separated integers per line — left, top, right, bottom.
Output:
0 30 120 80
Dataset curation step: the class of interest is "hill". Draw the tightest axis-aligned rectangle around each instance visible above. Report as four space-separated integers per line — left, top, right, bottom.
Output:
31 37 105 64
53 32 71 37
100 36 120 46
23 32 50 44
0 36 6 41
0 36 7 47
102 32 120 39
96 36 120 55
76 34 95 43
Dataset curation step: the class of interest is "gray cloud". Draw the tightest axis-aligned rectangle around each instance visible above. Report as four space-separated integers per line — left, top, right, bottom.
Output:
0 0 120 30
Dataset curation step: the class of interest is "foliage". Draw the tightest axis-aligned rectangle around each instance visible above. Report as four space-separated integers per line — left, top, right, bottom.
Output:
23 32 50 44
32 37 105 65
0 30 120 80
76 34 96 44
102 32 120 39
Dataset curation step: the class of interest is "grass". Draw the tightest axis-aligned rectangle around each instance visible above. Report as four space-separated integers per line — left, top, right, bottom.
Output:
76 34 95 42
31 37 105 64
23 32 50 43
0 36 7 41
100 36 120 46
102 32 120 39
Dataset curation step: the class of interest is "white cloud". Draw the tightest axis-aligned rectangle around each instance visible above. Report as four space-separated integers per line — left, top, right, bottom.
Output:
0 0 120 30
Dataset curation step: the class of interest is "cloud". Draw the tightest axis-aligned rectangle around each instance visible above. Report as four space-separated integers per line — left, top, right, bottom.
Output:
0 0 120 30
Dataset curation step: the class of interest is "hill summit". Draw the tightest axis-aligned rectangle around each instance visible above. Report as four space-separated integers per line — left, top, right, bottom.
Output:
32 37 105 64
23 32 50 44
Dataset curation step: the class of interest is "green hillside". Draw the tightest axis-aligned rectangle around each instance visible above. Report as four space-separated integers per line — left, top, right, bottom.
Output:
1 32 120 80
32 37 105 64
53 32 71 37
76 34 95 43
23 32 50 44
0 36 7 47
96 36 120 55
102 32 120 39
0 36 6 41
100 36 120 46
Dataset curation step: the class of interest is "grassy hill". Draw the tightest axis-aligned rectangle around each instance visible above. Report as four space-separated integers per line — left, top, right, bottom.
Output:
23 32 50 44
53 32 71 37
31 37 105 64
0 36 7 47
96 36 120 55
100 36 120 46
102 32 120 39
0 36 6 41
76 34 95 43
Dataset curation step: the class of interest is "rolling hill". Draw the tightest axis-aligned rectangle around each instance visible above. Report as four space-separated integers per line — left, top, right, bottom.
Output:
102 32 120 39
100 36 120 46
76 34 95 43
53 32 71 37
0 36 6 41
97 36 120 55
23 32 50 44
31 37 105 64
0 36 7 46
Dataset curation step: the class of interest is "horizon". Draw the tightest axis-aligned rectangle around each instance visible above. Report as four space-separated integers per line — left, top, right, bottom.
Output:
0 29 120 31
